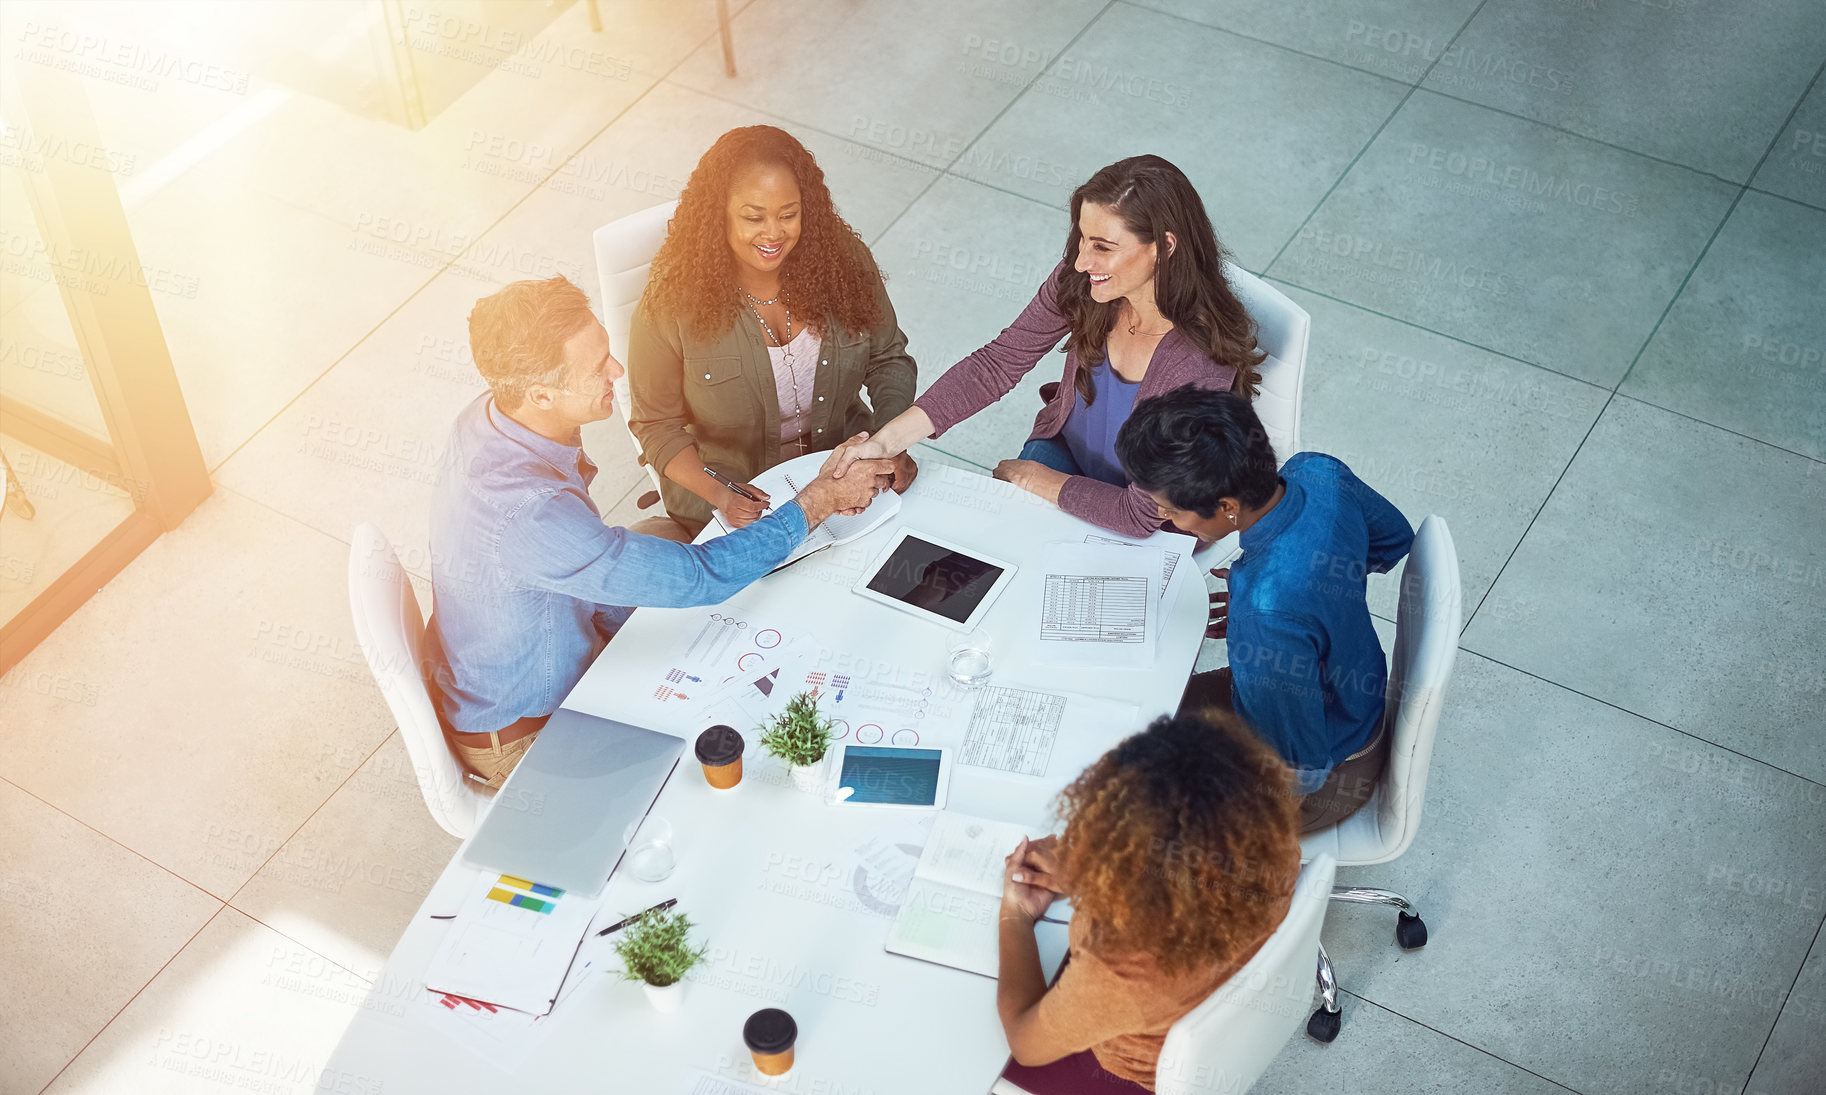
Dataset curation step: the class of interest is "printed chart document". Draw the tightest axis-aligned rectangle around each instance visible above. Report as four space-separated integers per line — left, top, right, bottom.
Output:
885 811 1036 977
422 871 596 1016
960 685 1068 778
1035 541 1162 668
707 449 900 567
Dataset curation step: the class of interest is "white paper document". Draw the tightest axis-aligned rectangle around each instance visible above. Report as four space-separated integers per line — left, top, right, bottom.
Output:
422 871 596 1016
885 811 1036 977
1084 532 1184 602
960 686 1067 778
1035 542 1162 667
708 449 901 567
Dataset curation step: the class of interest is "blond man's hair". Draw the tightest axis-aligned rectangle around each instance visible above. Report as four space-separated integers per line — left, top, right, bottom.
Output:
467 276 598 411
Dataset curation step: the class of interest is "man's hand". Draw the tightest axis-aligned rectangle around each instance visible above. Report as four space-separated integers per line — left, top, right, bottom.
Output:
1207 567 1230 640
890 451 919 493
719 483 772 528
823 431 892 480
993 459 1069 505
1001 837 1055 924
795 458 896 527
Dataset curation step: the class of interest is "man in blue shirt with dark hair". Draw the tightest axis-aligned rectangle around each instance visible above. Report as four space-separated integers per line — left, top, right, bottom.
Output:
1116 385 1414 832
424 276 895 789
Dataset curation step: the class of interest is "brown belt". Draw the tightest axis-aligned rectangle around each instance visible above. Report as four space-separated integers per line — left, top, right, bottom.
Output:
449 713 547 747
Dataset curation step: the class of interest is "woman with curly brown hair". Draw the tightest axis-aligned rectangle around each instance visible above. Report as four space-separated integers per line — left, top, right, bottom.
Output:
823 155 1266 539
995 710 1300 1093
627 126 919 536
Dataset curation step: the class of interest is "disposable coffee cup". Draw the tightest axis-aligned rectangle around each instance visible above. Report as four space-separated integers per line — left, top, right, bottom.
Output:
695 725 745 790
743 1007 796 1076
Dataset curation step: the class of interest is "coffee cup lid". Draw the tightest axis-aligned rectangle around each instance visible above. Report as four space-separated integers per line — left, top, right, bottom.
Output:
743 1008 796 1053
695 725 744 766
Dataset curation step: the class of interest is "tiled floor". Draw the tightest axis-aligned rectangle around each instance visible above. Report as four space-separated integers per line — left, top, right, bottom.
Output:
2 2 1822 1093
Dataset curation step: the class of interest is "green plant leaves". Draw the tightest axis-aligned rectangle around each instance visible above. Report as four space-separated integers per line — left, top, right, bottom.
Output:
611 907 707 988
758 690 834 767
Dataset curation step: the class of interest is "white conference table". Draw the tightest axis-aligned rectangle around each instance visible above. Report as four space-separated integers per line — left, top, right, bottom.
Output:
323 461 1208 1095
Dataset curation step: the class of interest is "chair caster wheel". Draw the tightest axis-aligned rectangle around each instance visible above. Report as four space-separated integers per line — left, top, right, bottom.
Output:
1396 911 1428 949
1307 1008 1341 1043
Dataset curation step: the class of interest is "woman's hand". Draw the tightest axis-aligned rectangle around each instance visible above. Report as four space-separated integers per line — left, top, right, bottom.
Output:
993 459 1069 505
719 483 772 528
890 451 919 493
822 431 890 479
1014 835 1064 894
1001 837 1055 924
1207 567 1230 640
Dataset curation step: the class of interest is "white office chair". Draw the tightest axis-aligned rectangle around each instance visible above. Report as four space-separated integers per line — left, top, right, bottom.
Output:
988 855 1340 1095
1299 514 1461 1041
347 523 491 839
1223 261 1308 463
591 200 680 510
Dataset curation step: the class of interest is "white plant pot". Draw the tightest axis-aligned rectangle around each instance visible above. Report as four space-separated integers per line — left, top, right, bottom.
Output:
642 980 684 1012
789 761 823 793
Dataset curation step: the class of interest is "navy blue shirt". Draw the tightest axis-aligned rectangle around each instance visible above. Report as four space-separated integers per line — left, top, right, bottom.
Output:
1227 453 1414 792
1059 359 1142 487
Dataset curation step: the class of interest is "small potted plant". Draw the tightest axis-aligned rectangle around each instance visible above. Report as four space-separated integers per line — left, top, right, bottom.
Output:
611 906 707 1013
759 690 834 793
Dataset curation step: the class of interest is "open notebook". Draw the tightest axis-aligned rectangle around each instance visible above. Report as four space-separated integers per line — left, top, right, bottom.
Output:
708 449 900 567
885 811 1038 977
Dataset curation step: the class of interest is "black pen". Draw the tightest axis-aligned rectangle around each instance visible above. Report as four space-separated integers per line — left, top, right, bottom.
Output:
596 897 677 937
703 466 761 503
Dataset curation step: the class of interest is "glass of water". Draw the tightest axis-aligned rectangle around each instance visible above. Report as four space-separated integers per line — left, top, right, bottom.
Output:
621 815 676 883
945 627 994 687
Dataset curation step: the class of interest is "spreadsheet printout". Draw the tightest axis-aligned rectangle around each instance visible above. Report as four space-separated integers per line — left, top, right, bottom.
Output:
1040 574 1148 643
960 686 1067 777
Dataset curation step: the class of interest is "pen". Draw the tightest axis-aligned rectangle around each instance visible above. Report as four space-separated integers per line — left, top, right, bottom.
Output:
596 897 678 937
703 466 761 503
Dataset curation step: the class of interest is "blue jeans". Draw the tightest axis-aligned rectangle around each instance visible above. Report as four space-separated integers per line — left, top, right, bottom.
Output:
1018 436 1081 475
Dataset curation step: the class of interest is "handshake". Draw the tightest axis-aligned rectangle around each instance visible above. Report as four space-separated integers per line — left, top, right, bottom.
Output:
788 433 916 528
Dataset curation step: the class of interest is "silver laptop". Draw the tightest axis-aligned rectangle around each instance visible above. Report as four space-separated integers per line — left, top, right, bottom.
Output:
460 709 685 898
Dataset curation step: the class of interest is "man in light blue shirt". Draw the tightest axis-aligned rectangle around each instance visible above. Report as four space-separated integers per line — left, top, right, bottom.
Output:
425 276 894 788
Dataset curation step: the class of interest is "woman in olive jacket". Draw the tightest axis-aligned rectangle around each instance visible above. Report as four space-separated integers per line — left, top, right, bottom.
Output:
628 125 919 536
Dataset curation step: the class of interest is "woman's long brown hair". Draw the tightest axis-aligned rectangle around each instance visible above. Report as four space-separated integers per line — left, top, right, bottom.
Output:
1056 155 1265 405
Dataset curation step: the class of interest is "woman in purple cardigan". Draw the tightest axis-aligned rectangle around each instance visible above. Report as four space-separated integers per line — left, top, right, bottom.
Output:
825 155 1266 537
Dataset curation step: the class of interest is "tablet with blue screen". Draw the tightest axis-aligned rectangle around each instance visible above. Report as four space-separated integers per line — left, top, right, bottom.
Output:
827 744 951 809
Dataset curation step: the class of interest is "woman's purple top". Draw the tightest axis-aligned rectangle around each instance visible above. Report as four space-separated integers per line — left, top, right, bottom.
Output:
914 262 1239 537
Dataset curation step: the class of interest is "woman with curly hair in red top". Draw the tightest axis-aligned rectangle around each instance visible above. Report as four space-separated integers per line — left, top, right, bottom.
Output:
996 709 1301 1093
627 125 919 536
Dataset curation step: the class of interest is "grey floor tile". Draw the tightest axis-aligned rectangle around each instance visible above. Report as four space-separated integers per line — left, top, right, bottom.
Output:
1319 651 1826 1095
1418 0 1826 182
670 0 1105 169
956 2 1408 269
1271 91 1737 386
1747 925 1826 1094
871 175 1073 470
1131 0 1483 85
1282 283 1610 623
1623 191 1826 460
1253 994 1571 1094
1752 75 1826 209
0 781 221 1095
1462 398 1826 782
0 490 399 898
230 732 460 983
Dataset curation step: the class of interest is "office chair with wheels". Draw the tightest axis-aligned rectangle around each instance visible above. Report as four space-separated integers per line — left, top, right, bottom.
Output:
592 200 680 511
988 855 1340 1095
1299 514 1461 1041
347 523 491 839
